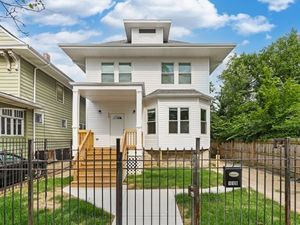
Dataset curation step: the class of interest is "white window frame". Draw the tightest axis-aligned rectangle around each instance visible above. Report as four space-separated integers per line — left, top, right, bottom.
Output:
119 62 132 83
162 63 174 84
101 62 115 83
56 83 64 104
0 108 24 137
61 119 67 128
35 112 44 125
201 108 207 134
168 107 190 134
179 63 192 84
147 108 156 135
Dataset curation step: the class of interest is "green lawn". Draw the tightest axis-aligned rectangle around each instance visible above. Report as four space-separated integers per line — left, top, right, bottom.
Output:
126 168 222 189
0 177 112 225
176 189 300 225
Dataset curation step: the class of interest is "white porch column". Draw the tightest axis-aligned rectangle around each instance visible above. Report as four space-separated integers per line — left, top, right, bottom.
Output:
72 89 80 151
136 88 143 150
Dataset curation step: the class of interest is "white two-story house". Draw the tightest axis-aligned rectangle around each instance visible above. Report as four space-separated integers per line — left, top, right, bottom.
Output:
60 20 235 151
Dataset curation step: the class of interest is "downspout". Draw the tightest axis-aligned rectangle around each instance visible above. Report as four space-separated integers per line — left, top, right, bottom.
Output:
33 63 50 146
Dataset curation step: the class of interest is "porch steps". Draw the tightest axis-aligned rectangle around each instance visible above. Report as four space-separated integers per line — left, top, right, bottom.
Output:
71 147 117 188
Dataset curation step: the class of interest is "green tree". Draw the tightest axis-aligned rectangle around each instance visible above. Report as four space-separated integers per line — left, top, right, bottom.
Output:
213 30 300 142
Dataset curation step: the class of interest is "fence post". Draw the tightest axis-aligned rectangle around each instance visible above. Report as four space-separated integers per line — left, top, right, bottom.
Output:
28 139 34 225
116 138 122 225
191 138 200 225
284 138 291 225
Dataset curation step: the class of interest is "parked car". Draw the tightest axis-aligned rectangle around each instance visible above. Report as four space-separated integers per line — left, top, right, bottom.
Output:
0 152 47 188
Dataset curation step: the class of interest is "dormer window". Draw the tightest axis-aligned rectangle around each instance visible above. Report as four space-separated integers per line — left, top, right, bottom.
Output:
139 29 156 34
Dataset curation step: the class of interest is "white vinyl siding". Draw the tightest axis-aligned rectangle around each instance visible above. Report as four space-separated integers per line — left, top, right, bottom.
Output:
86 57 209 95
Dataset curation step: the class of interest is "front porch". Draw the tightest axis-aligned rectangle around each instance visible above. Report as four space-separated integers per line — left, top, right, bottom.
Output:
72 83 144 150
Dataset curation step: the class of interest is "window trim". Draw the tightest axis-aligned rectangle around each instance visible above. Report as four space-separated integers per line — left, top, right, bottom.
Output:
0 108 25 137
119 62 132 83
179 63 192 84
35 112 44 125
61 119 67 129
168 107 178 134
101 62 115 83
201 108 207 134
161 63 174 84
180 107 189 134
147 108 156 135
56 83 64 104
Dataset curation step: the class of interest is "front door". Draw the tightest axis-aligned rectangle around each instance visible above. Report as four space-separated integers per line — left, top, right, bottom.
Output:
110 113 124 146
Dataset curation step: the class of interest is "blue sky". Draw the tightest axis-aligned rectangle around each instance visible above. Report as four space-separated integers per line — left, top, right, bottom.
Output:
0 0 299 85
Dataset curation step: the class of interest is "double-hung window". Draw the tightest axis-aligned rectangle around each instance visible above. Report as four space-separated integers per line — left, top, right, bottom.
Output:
56 84 64 103
179 63 191 84
162 63 174 84
147 109 156 134
102 63 114 83
119 63 132 82
201 109 207 134
169 108 178 133
0 108 24 136
169 108 189 134
180 108 189 133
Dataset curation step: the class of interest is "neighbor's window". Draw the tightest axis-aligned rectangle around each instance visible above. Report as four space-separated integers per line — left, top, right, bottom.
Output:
162 63 174 84
169 108 178 134
56 84 64 103
201 109 207 134
0 108 24 136
35 113 44 124
139 29 156 33
179 63 191 84
147 109 156 134
61 119 67 128
102 63 114 83
119 63 132 82
180 108 189 133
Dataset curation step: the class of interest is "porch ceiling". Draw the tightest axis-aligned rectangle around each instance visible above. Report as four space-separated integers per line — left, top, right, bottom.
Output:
80 89 136 102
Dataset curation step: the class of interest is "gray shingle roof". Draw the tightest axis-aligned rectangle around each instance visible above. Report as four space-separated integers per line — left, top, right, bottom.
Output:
146 89 212 100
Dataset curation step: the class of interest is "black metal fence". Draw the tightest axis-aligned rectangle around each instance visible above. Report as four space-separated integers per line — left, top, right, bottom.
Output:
0 138 299 225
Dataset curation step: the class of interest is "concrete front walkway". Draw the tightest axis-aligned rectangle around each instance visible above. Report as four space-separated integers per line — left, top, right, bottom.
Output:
64 186 183 225
63 186 236 225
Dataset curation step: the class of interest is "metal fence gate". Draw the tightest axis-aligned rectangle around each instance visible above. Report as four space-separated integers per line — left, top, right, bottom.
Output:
0 137 299 225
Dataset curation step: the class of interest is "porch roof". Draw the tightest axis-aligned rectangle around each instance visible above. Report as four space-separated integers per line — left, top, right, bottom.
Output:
145 89 213 101
0 91 41 109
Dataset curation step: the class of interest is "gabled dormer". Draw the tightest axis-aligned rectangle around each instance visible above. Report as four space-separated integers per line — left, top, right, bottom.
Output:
124 20 171 44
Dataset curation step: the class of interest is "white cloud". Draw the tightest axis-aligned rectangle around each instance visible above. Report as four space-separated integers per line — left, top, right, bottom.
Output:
101 0 274 37
101 0 230 29
258 0 295 12
231 14 274 35
103 34 126 42
22 30 101 81
240 40 250 46
23 0 113 26
170 26 192 39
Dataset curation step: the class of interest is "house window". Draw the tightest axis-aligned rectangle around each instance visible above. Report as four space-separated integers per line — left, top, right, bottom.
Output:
180 108 189 133
61 119 67 128
179 63 191 84
119 63 132 82
147 109 156 134
35 113 44 124
169 108 178 134
0 108 24 136
56 84 64 103
139 29 156 33
201 109 207 134
79 123 86 130
162 63 174 84
102 63 114 83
